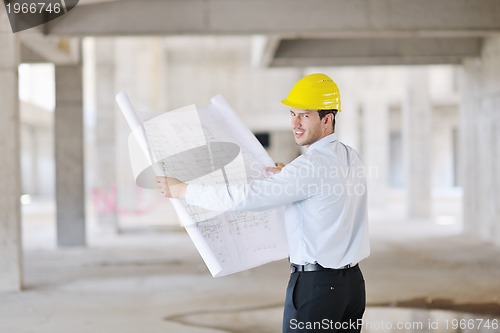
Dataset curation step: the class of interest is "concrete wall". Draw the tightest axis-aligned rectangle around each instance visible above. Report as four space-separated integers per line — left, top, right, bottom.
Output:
460 36 500 245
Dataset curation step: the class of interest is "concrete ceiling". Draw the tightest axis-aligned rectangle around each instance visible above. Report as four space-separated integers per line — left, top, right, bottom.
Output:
46 0 500 36
25 0 500 66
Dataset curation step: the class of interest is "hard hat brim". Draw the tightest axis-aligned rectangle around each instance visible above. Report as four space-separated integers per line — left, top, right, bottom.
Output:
281 98 342 112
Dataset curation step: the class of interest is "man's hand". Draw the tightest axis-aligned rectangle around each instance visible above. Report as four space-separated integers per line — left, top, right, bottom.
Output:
156 176 187 199
265 162 285 174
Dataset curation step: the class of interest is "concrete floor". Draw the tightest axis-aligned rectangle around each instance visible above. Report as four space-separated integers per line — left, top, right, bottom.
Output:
1 192 500 333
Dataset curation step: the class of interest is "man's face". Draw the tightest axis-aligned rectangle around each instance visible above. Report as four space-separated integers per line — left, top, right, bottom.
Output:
290 108 331 147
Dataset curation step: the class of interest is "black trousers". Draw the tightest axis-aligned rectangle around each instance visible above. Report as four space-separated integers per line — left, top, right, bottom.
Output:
283 265 365 333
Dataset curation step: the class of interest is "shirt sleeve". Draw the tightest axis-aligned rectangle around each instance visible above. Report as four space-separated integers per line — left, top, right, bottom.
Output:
185 155 319 211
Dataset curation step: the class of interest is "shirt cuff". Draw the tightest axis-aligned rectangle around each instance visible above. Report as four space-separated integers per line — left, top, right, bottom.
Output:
185 183 202 206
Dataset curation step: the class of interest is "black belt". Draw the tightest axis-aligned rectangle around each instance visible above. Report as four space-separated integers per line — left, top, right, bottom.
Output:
290 263 357 273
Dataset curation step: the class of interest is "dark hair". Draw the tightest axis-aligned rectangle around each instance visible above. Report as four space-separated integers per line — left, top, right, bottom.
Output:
318 109 338 132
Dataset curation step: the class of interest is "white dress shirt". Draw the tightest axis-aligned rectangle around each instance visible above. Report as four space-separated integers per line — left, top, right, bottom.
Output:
186 133 370 269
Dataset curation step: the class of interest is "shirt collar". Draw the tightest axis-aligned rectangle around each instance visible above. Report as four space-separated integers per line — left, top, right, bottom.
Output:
307 133 338 152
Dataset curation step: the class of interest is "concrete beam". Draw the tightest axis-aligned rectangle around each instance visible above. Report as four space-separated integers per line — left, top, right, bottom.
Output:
251 36 280 68
273 56 468 67
19 34 80 64
20 43 46 63
45 0 500 36
270 37 483 67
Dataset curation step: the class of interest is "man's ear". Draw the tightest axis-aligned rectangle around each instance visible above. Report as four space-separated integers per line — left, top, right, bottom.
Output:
324 113 334 126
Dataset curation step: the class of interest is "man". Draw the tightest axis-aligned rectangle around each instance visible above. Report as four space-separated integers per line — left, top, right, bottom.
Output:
158 73 370 332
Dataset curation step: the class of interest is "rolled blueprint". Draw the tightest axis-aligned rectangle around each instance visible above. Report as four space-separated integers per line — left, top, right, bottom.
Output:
116 91 141 130
116 91 163 177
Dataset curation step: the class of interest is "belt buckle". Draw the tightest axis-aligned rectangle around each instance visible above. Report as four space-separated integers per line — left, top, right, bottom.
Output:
290 265 297 273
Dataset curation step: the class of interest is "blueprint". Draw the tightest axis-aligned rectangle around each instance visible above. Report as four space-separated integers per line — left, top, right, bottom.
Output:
116 93 288 277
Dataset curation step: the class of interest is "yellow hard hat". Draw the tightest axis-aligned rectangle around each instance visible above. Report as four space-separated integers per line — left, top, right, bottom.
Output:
281 73 341 111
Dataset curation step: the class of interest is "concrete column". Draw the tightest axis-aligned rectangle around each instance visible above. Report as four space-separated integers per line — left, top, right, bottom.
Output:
93 38 117 228
495 98 500 246
476 98 494 238
362 95 389 209
0 12 23 291
402 68 432 219
481 37 500 246
460 59 479 236
55 63 86 247
431 109 458 188
327 68 361 150
461 37 500 244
